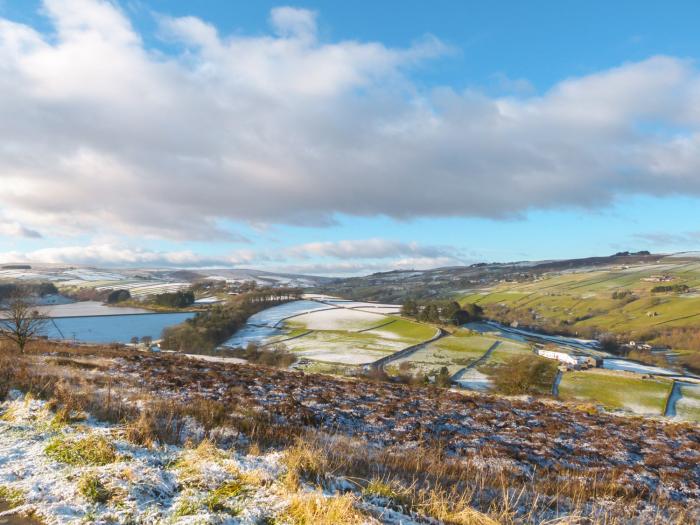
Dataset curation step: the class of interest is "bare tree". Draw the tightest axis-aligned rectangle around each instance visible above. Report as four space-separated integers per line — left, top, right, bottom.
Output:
0 292 49 354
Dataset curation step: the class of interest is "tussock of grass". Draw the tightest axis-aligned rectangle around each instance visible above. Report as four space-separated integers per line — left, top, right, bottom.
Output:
362 478 410 505
171 439 228 488
418 490 500 525
77 473 110 504
204 480 246 515
281 439 329 490
281 492 371 525
0 485 25 509
172 493 200 517
45 434 118 466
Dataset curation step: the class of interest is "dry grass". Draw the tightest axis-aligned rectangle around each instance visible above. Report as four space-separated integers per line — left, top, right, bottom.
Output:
282 491 373 525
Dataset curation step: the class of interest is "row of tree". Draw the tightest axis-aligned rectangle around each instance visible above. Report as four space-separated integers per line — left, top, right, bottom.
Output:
400 299 483 325
161 287 303 353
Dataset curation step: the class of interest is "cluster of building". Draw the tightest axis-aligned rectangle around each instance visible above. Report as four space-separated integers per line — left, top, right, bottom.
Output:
535 347 600 369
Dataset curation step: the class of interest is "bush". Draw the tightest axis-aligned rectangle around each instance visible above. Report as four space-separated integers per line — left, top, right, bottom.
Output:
491 354 558 395
106 289 131 304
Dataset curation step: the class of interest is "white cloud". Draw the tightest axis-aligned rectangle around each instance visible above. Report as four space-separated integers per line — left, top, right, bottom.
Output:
285 238 454 259
1 1 700 244
0 238 461 274
269 6 317 39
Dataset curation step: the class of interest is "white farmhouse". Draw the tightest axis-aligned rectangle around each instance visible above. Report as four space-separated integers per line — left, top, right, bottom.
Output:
536 348 593 368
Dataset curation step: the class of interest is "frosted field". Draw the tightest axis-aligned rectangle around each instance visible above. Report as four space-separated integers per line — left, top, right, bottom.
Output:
287 308 387 331
603 359 676 376
283 331 405 364
246 300 331 327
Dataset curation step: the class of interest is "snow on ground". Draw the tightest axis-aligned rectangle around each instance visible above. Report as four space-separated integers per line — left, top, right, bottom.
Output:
0 395 284 524
288 308 387 331
352 307 402 315
284 332 406 364
290 348 391 365
0 394 414 524
603 359 676 376
453 369 492 392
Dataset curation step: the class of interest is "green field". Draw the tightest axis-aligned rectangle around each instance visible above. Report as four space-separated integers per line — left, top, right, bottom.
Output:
558 369 673 415
675 383 700 422
365 317 437 342
481 340 532 364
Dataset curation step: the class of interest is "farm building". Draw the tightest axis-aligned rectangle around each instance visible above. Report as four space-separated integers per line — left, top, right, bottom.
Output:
536 348 596 368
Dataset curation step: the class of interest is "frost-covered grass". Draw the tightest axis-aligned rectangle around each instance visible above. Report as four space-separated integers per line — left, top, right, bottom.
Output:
558 369 673 415
0 395 411 525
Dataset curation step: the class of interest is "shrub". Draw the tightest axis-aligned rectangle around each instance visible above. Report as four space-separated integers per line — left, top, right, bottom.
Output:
491 354 558 395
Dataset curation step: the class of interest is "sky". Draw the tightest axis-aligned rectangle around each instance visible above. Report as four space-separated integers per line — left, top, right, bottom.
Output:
1 0 700 275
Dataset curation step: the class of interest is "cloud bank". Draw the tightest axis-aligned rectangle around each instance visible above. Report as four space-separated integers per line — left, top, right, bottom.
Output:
2 1 700 243
0 239 462 274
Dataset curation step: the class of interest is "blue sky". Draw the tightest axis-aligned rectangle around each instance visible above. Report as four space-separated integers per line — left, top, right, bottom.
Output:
1 0 700 274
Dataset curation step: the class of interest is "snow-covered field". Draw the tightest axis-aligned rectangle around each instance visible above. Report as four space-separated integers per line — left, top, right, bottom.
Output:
245 301 331 328
288 308 387 332
603 359 676 376
284 331 405 364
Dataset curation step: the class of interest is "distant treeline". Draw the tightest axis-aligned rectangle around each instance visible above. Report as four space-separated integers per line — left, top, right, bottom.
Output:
0 282 58 301
401 299 482 325
161 287 303 353
651 284 690 294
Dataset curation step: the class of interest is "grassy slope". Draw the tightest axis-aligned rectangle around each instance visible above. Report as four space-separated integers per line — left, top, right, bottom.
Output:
558 369 673 415
460 261 700 336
